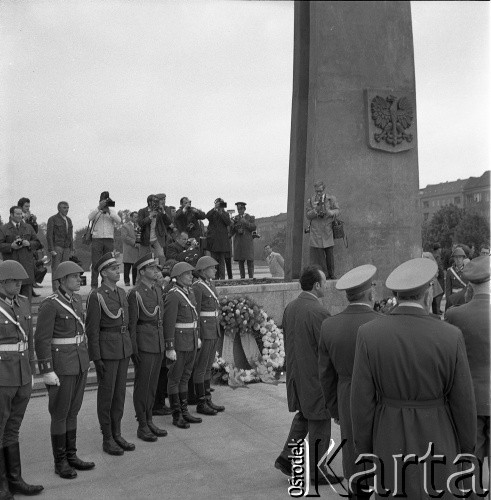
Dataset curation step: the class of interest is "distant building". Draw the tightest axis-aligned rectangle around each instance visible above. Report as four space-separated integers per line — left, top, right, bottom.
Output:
419 170 490 222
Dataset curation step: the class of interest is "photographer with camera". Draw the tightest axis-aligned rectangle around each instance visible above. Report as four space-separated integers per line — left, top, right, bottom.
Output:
18 197 38 234
175 197 206 241
88 191 121 289
0 206 42 302
206 198 232 280
306 180 340 279
230 202 257 279
137 194 173 266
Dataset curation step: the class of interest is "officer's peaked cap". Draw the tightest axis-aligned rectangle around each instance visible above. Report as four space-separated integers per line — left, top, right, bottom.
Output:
463 256 490 284
336 264 376 297
386 258 437 294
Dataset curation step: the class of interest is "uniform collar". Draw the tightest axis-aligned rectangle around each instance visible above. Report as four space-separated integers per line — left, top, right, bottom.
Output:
0 292 18 307
390 304 428 316
58 286 74 303
346 303 373 311
175 283 189 294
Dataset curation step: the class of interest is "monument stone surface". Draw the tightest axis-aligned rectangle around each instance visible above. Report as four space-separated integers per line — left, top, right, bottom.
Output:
286 1 421 284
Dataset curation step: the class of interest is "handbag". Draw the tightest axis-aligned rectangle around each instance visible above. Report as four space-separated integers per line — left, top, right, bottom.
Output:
82 213 101 245
332 216 348 247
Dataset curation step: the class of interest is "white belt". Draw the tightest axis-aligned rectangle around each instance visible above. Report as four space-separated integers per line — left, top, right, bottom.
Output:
451 288 463 293
51 335 86 345
200 311 218 317
175 322 197 329
0 341 27 352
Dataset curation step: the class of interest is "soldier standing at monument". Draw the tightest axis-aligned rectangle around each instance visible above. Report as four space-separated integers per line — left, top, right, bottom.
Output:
445 247 469 310
128 253 167 442
306 181 340 280
192 256 225 416
35 261 95 480
85 253 135 456
0 261 44 499
318 264 380 498
163 262 202 429
230 202 256 279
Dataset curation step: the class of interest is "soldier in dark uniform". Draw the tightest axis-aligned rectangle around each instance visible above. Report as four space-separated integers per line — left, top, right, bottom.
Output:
445 247 469 311
318 264 380 498
0 261 43 499
128 253 167 442
163 262 201 429
192 256 224 415
35 261 95 480
85 252 134 456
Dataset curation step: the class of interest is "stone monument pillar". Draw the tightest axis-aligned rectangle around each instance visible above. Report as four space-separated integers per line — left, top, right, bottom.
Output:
285 1 421 283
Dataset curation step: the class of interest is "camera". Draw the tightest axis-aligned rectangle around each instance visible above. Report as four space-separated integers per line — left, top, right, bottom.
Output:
14 237 23 247
101 192 116 208
106 198 115 208
218 201 227 209
252 231 260 239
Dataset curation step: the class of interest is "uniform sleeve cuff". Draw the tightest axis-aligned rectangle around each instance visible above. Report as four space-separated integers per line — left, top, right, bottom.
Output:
38 359 54 374
165 340 174 350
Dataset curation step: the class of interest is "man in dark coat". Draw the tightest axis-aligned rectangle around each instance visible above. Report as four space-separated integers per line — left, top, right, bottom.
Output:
0 206 42 303
351 258 476 499
319 264 380 497
206 198 232 280
275 265 341 485
230 202 256 279
445 256 490 464
174 197 206 240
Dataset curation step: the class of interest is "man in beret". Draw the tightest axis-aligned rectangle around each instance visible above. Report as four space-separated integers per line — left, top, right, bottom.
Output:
318 265 381 497
445 256 490 467
128 254 167 442
351 258 476 498
163 262 202 429
230 202 256 279
0 261 43 498
445 246 469 311
85 253 134 456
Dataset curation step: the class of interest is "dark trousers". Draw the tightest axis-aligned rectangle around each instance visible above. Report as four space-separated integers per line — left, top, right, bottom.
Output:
96 357 130 433
47 371 88 435
212 252 227 280
0 383 31 447
193 338 217 383
279 411 331 475
133 352 162 423
91 238 114 287
167 350 196 394
123 263 137 286
225 257 232 279
476 415 490 461
154 364 169 408
309 246 335 278
19 284 32 304
238 260 254 279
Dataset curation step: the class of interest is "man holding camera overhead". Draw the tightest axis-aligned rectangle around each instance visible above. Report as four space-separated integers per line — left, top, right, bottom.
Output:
175 197 206 240
206 198 232 280
88 192 121 290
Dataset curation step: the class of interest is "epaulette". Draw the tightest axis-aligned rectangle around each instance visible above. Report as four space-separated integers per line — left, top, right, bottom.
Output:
18 293 28 299
47 293 58 300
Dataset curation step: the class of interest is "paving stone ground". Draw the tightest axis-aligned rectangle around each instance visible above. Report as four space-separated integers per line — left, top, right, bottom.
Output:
21 382 344 500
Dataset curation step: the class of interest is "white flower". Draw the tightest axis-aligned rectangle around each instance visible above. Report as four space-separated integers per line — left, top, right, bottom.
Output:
262 348 269 355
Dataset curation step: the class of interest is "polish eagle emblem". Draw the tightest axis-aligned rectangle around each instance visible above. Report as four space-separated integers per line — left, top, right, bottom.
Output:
370 95 413 146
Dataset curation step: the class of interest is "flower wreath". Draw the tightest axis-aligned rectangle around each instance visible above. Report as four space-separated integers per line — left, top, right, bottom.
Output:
212 295 285 387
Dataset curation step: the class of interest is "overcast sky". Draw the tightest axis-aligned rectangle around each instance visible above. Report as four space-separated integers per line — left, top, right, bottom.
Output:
0 1 489 231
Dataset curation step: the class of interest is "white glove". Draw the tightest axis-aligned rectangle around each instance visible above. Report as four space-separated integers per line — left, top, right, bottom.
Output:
197 338 202 349
166 349 177 361
43 372 60 386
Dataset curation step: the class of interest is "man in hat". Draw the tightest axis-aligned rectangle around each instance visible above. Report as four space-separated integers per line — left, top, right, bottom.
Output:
445 247 469 311
88 191 121 289
0 261 44 498
35 261 95 480
230 202 256 279
351 258 476 498
85 253 134 456
318 264 381 497
128 253 167 442
275 266 341 485
445 256 490 466
206 198 232 280
192 256 224 416
163 262 202 429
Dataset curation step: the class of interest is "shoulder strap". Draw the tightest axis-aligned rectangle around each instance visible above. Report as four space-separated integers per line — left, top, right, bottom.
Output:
449 267 466 288
53 297 85 331
0 303 28 341
196 279 219 305
172 287 198 319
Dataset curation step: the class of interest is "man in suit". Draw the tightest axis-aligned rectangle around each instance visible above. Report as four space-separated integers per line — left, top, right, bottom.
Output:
85 253 134 456
121 212 139 286
47 201 74 292
230 202 256 279
0 206 42 303
445 256 490 466
206 198 232 280
35 261 95 480
318 264 380 498
174 197 206 240
275 266 341 485
351 258 476 499
0 261 44 498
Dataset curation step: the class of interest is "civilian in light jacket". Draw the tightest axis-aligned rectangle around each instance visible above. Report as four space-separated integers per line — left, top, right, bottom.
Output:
121 212 140 286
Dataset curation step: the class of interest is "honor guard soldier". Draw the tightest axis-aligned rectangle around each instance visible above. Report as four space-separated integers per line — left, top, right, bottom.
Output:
85 253 134 456
192 256 225 415
128 253 167 442
445 247 469 311
163 262 202 429
0 261 43 499
318 264 380 498
35 261 95 480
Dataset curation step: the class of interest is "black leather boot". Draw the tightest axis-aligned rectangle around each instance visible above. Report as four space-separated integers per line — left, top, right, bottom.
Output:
205 379 225 412
136 415 158 442
170 393 189 429
147 421 168 437
51 434 77 479
101 425 124 456
195 383 216 416
66 429 96 469
112 421 135 451
179 392 202 424
4 443 44 496
0 448 14 500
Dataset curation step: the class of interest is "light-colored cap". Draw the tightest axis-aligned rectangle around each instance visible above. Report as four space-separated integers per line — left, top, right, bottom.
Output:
386 258 437 293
